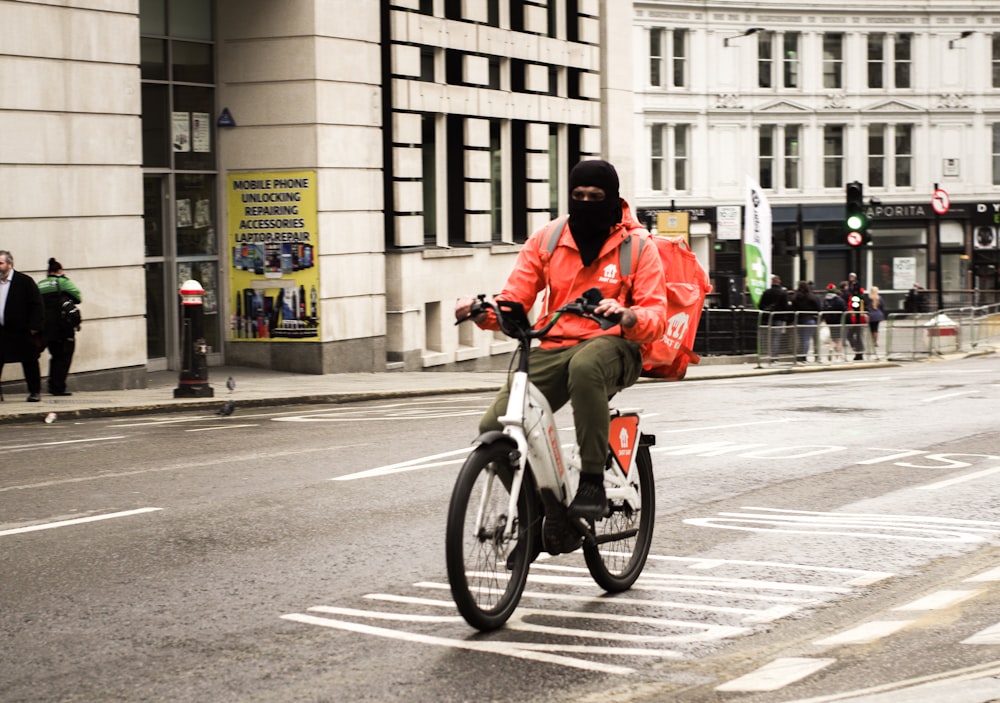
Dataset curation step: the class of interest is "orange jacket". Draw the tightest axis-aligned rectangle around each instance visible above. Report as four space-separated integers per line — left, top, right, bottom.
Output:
481 200 667 349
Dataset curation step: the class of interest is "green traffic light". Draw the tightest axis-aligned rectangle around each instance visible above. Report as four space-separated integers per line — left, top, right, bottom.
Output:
846 213 865 230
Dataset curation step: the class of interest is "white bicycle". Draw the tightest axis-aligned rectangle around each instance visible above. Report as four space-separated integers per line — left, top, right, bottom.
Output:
446 292 657 631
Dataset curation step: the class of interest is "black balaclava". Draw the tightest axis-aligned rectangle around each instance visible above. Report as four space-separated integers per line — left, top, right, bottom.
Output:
567 159 622 266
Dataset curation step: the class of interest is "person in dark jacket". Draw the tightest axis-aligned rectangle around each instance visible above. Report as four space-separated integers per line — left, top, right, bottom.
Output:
37 257 82 396
0 250 44 402
790 280 822 362
758 275 790 361
822 283 847 360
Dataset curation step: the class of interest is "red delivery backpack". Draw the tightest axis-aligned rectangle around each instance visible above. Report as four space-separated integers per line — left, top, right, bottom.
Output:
538 218 710 381
639 236 712 380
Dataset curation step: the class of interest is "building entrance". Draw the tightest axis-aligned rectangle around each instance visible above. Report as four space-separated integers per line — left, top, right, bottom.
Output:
140 0 219 370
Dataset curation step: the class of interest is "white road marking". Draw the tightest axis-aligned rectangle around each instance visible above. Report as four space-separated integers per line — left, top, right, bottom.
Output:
892 588 983 611
280 612 638 674
962 622 1000 645
917 466 1000 490
687 508 1000 543
0 507 161 537
659 419 794 434
715 657 836 692
405 583 799 623
332 447 472 481
652 555 893 586
0 436 126 452
922 390 975 403
777 660 1000 703
964 566 1000 582
813 620 913 646
0 444 357 493
186 424 259 432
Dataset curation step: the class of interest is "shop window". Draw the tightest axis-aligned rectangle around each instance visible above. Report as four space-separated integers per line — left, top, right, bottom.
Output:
141 38 167 80
172 86 215 171
168 0 212 40
140 0 166 35
175 174 216 256
141 84 169 168
172 41 213 83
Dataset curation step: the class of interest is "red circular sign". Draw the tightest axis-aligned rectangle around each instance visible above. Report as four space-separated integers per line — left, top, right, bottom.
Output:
932 188 950 215
846 230 863 247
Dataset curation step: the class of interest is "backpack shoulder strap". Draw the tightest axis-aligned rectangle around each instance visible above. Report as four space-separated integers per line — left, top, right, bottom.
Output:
618 230 646 278
539 214 569 258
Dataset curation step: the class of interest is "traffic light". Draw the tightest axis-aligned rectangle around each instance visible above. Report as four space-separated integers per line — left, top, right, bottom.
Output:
844 181 870 247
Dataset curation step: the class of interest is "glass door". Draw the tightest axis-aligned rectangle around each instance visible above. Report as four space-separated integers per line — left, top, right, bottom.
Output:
141 0 217 370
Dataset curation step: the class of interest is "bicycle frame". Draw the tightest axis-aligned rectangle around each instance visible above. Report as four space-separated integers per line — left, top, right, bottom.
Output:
473 296 643 545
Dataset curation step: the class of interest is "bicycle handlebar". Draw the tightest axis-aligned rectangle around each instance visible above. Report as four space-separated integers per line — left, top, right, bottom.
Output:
456 287 622 339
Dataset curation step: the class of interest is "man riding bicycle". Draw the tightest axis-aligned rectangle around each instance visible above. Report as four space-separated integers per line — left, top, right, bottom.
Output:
455 159 667 546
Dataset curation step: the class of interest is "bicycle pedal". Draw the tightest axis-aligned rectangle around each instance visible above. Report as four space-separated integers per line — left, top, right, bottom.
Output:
542 515 583 555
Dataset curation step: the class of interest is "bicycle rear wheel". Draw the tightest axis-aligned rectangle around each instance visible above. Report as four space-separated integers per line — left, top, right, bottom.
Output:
445 443 534 631
583 439 655 592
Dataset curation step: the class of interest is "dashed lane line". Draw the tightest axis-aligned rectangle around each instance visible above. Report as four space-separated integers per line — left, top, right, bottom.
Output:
715 657 837 692
0 507 161 537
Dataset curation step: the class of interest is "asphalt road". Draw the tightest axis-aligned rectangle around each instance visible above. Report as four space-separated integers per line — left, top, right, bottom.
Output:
3 355 1000 702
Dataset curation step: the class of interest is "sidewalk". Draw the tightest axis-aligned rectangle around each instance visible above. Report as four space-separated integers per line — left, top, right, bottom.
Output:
0 355 910 425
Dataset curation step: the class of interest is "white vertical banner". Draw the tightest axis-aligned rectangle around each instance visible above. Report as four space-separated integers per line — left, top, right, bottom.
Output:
744 177 773 308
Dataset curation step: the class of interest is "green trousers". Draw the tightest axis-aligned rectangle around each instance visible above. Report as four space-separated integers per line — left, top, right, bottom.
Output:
479 335 643 476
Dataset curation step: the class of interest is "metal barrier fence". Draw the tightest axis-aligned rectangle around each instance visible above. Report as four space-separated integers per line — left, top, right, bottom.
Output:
697 303 1000 364
755 311 876 367
884 303 1000 360
694 308 761 357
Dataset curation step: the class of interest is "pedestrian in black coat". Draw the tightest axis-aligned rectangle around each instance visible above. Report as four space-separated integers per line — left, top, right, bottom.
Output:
0 250 44 401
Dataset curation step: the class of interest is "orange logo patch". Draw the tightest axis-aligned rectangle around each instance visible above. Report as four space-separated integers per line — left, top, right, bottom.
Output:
609 415 639 474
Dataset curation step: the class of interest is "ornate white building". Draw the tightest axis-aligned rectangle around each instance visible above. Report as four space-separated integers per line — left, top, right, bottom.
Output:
632 1 1000 310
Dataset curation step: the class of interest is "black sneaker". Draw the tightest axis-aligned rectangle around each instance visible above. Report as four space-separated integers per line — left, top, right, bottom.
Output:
26 394 40 403
568 479 607 521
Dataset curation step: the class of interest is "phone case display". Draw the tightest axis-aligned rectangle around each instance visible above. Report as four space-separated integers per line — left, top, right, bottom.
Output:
227 171 319 341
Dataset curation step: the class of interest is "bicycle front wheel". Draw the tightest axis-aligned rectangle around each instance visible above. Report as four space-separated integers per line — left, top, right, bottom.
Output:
445 443 534 631
584 441 655 592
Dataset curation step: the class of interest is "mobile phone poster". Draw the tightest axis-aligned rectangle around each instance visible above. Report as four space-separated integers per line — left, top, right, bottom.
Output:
227 170 319 341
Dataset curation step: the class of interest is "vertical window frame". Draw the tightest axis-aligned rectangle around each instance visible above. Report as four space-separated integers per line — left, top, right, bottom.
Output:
868 124 886 188
823 33 844 90
823 124 844 189
894 33 912 89
783 32 800 88
868 33 885 89
784 125 800 190
895 123 913 188
759 125 774 189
